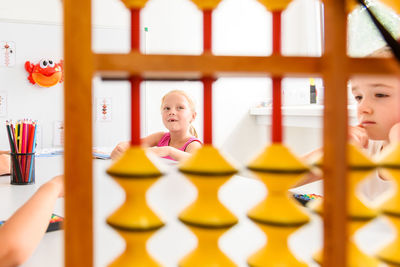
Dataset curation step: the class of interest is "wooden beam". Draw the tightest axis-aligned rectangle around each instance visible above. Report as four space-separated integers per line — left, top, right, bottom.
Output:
322 1 348 266
94 53 400 80
64 0 93 266
94 53 322 78
348 57 400 76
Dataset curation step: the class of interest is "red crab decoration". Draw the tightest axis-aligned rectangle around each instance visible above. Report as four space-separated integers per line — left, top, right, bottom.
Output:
25 59 63 87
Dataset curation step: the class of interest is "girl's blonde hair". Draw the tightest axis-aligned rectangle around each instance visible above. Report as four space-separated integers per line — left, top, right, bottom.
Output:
368 45 393 57
161 90 198 138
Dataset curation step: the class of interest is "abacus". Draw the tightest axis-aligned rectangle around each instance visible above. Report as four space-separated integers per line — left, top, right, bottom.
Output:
63 0 400 266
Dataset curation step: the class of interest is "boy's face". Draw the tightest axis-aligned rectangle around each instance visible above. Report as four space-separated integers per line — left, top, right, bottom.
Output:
351 76 400 141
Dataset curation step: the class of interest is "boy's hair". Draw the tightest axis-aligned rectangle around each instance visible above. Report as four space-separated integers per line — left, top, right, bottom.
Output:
161 90 198 138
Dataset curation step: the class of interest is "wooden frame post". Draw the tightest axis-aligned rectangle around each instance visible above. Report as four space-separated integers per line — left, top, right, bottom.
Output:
63 0 400 266
322 0 348 266
64 0 94 266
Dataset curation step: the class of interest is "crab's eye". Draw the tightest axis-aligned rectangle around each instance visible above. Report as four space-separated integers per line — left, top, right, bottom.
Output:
48 60 55 67
39 59 48 68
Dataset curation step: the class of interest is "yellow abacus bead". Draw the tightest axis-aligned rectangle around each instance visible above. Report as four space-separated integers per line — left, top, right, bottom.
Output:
248 143 309 173
248 223 308 267
257 0 293 11
107 146 162 177
120 0 149 9
247 172 310 225
191 0 222 10
108 230 162 267
179 226 236 267
313 220 380 266
179 145 238 175
377 215 400 266
178 145 238 227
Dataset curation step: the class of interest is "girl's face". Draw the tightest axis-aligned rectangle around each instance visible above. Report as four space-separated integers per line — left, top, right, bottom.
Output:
351 76 400 140
161 92 196 133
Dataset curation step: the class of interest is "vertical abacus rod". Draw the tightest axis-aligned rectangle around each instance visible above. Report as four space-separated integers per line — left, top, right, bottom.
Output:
271 11 282 143
272 11 282 53
203 10 212 52
131 76 141 146
203 9 213 145
130 8 141 146
323 0 348 266
203 77 213 144
272 77 282 143
131 8 141 51
64 0 93 266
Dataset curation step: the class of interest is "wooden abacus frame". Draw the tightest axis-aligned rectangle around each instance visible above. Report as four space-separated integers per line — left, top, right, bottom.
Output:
63 0 400 266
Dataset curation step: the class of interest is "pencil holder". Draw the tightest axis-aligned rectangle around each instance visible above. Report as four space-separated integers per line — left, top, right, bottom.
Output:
10 152 35 185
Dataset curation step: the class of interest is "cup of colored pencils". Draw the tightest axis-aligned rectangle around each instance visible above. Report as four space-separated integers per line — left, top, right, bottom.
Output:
6 120 37 185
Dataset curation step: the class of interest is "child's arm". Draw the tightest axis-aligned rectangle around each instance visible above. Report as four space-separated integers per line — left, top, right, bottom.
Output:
0 154 10 175
0 175 64 266
141 132 165 147
293 147 323 187
110 132 165 160
148 141 201 161
295 125 368 188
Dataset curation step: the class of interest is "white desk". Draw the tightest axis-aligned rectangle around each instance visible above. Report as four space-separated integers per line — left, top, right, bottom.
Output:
0 156 393 267
0 156 64 267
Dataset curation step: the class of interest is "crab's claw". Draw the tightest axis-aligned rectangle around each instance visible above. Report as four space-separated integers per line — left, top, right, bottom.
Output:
25 61 36 84
57 60 64 83
24 61 34 73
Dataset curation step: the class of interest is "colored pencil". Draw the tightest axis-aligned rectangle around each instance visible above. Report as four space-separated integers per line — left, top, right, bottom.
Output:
17 122 22 153
13 123 17 152
6 122 22 183
6 120 38 184
28 123 37 183
25 123 33 179
10 123 18 154
21 121 27 182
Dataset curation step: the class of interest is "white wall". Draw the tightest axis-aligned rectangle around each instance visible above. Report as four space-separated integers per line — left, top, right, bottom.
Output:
0 21 63 150
0 21 135 150
139 0 323 164
0 0 130 28
1 0 323 163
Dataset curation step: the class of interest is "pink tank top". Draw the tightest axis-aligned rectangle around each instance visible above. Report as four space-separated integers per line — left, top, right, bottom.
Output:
157 133 202 161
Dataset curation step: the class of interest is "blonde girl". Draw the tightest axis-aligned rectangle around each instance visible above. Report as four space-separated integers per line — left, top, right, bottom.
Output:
111 90 202 161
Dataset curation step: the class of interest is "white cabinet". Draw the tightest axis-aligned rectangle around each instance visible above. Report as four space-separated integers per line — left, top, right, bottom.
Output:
249 104 358 128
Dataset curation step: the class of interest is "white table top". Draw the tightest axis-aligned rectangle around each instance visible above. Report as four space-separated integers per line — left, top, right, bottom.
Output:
0 156 64 267
0 156 393 267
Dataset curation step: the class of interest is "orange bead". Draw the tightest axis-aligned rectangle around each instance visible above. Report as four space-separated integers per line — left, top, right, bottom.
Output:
120 0 149 9
191 0 222 10
257 0 293 11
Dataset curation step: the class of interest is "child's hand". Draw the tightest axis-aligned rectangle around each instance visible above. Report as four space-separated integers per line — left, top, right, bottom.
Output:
0 153 10 176
349 125 369 149
110 141 129 160
389 122 400 143
147 146 171 158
